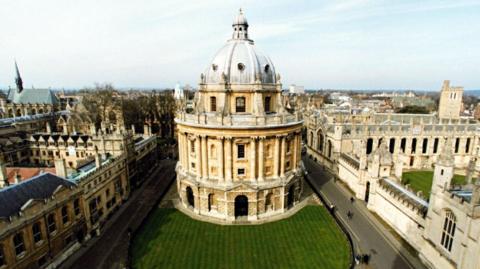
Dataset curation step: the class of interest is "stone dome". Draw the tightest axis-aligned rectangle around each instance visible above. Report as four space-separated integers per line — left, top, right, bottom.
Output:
203 9 277 85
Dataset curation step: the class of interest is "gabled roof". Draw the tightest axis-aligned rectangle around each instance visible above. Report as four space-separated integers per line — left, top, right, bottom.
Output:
0 173 75 219
7 88 59 105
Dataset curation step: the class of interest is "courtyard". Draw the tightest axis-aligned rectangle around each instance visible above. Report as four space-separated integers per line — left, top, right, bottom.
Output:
132 205 351 269
402 170 466 198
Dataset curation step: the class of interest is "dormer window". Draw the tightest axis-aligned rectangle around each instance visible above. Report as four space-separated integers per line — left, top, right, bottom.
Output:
237 63 245 71
264 64 270 73
212 64 218 71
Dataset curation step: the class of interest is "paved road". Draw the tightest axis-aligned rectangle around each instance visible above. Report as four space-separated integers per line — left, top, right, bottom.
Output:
303 157 426 269
60 160 176 269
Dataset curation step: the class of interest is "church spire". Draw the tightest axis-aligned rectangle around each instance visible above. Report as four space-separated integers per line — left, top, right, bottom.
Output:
14 60 23 93
232 8 250 41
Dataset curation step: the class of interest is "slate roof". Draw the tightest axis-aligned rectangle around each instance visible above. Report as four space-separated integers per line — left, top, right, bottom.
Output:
0 172 75 219
7 88 59 105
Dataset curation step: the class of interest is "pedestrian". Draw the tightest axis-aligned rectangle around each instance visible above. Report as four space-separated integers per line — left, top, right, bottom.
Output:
347 211 352 219
354 255 360 265
363 254 370 264
329 204 336 213
350 197 355 203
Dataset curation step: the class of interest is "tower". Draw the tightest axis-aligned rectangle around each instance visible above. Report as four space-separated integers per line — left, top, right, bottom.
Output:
438 80 463 120
14 60 23 93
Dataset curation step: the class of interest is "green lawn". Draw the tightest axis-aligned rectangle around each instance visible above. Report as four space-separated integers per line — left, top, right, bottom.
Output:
401 170 466 198
132 206 351 269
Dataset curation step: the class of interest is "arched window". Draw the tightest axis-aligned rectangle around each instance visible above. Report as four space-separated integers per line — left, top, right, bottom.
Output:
265 193 273 212
441 210 456 252
208 193 215 211
411 138 417 154
236 97 246 112
389 138 395 153
47 213 56 234
32 222 43 243
466 138 471 153
366 138 373 154
318 131 324 152
210 96 216 112
13 232 25 256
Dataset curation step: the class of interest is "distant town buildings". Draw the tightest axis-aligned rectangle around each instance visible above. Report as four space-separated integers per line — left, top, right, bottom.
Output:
289 84 304 94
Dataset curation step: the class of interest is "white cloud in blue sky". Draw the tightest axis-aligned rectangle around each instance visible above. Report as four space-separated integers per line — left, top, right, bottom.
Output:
1 0 479 90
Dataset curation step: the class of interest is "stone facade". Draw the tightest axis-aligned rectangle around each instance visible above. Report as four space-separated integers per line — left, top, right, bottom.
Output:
175 10 304 223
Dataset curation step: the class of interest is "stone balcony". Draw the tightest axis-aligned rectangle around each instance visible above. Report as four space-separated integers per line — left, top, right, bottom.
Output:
175 111 303 129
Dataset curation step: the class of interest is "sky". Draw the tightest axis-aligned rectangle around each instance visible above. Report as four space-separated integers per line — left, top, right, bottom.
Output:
1 0 479 90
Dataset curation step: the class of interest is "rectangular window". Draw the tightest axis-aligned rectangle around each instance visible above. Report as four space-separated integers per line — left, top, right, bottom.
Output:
210 96 217 112
74 199 81 216
466 138 471 153
33 222 43 243
47 213 57 233
238 168 245 175
236 97 246 113
455 138 460 153
264 96 271 113
237 144 245 159
433 138 439 154
400 138 406 153
191 140 195 153
13 233 25 256
411 138 417 154
286 141 291 153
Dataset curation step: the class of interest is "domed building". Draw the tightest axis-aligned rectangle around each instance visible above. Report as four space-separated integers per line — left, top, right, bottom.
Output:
175 9 304 222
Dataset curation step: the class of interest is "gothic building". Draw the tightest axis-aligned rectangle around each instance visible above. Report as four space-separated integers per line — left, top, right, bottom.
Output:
175 10 304 222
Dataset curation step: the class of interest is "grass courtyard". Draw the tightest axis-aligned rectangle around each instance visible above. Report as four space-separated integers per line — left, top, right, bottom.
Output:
132 206 351 269
401 170 466 199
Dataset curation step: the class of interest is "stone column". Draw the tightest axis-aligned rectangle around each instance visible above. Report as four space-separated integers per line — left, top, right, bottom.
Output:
250 137 257 182
195 136 202 180
201 135 208 180
280 135 286 177
258 137 265 181
218 137 224 182
293 134 298 172
274 136 280 177
185 134 190 173
225 137 232 182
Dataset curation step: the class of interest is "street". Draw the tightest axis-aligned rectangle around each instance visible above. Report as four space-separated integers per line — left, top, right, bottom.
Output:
303 157 427 269
59 160 176 269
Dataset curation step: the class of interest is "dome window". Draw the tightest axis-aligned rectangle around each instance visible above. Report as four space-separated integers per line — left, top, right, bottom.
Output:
237 63 245 71
264 64 270 73
212 64 218 71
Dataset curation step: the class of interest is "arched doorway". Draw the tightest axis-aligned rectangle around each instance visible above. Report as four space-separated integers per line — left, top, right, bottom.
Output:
287 185 295 208
234 195 248 218
364 182 370 203
186 187 194 208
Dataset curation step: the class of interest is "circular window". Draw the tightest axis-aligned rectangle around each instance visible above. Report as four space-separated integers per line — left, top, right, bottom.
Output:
264 64 270 73
237 63 245 71
212 64 218 71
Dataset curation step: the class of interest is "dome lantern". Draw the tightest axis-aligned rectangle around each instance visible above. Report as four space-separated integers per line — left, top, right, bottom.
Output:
232 8 250 41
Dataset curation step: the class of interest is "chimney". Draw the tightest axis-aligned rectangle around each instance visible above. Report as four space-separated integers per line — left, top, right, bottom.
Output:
143 123 149 137
46 121 52 133
0 162 8 188
54 159 68 178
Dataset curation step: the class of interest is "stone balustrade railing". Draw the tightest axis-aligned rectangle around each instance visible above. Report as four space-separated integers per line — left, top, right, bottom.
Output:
176 111 303 127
